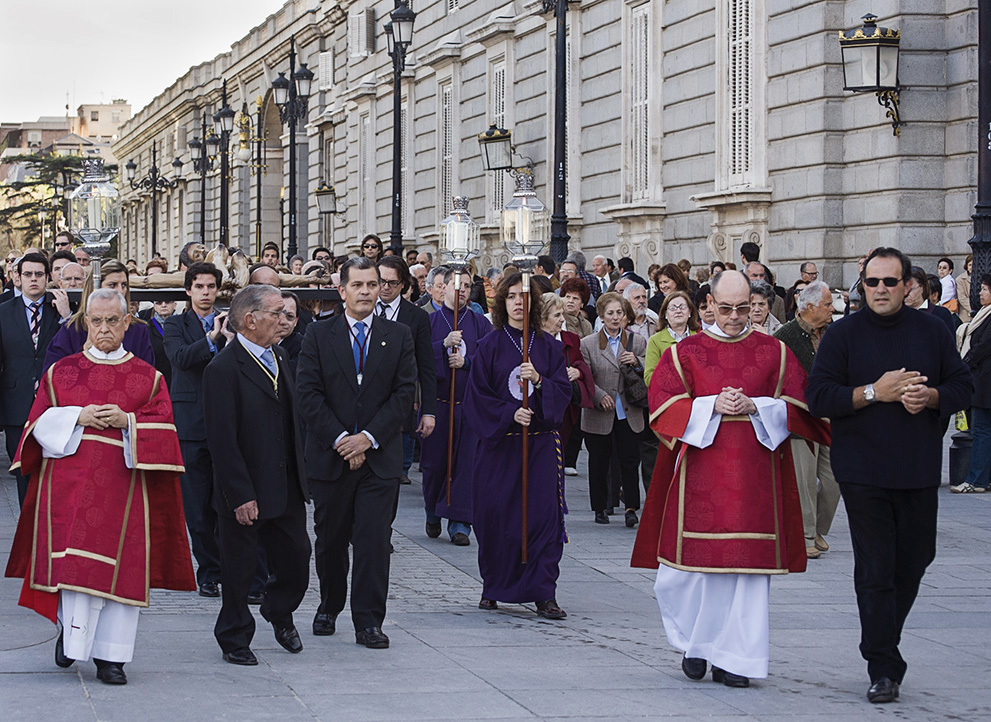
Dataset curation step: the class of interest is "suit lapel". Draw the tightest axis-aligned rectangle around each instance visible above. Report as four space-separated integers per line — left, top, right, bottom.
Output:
331 317 360 393
234 340 279 400
359 318 389 392
10 298 32 345
38 305 60 351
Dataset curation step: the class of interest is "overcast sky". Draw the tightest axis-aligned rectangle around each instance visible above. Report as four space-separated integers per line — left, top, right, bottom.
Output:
2 0 285 122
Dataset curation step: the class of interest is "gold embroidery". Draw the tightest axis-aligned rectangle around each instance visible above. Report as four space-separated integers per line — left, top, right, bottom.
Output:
112 470 137 594
51 548 118 565
774 341 787 398
81 434 125 448
682 531 776 540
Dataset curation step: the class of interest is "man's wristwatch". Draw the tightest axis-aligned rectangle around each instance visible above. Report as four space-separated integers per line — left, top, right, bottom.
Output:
864 383 876 404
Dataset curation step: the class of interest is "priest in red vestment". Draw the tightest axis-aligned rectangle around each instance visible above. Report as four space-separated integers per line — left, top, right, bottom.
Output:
4 288 194 685
631 271 829 688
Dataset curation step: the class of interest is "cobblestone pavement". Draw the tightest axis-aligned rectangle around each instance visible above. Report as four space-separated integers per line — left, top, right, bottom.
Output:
2 433 990 721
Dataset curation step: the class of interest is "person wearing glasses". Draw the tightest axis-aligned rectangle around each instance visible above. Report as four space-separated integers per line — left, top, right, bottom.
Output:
53 230 75 254
360 234 383 261
800 261 819 283
807 247 972 704
632 269 829 690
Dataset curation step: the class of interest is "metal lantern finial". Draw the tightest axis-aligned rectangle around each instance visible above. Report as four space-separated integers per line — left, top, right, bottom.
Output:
502 168 549 271
315 181 341 215
68 159 120 289
477 124 514 172
439 196 480 266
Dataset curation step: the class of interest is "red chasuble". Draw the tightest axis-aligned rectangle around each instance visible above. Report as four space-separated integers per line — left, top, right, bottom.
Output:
5 351 195 622
631 329 829 574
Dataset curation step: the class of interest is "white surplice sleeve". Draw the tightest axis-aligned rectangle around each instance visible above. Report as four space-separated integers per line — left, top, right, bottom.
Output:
678 396 721 449
32 406 84 458
748 397 789 451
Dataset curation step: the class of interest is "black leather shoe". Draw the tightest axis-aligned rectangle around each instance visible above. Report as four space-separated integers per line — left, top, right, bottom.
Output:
246 591 265 605
451 532 470 546
426 521 442 538
55 630 74 668
355 627 390 649
222 647 258 666
274 623 303 653
536 599 567 619
198 581 220 598
712 666 749 688
478 597 498 610
625 509 639 528
399 474 412 485
681 654 707 680
867 677 900 703
605 506 615 516
94 659 127 685
594 511 609 524
312 612 336 636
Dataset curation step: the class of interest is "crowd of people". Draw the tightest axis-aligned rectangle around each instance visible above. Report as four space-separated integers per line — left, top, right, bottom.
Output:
0 234 979 706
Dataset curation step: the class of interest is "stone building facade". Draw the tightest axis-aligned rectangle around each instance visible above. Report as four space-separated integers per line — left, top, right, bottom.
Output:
113 0 979 289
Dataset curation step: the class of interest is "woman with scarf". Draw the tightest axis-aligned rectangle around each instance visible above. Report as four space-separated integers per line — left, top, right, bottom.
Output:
953 273 991 493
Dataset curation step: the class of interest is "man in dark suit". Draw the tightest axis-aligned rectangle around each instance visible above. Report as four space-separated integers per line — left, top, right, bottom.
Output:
376 256 437 485
617 257 649 289
203 285 311 666
297 257 417 649
0 253 61 506
163 262 229 598
138 299 177 388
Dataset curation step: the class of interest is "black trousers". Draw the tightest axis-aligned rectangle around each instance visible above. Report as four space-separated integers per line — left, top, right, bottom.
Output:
4 425 28 507
840 483 938 684
214 482 310 653
178 440 222 586
639 422 658 493
585 419 641 512
311 468 399 631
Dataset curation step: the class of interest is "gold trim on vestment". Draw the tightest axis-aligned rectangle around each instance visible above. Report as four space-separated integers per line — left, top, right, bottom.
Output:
771 457 781 568
45 459 53 583
142 470 150 603
676 453 687 564
722 415 750 422
650 392 691 423
28 582 150 608
82 350 135 366
780 394 810 412
135 422 177 431
134 463 185 472
671 345 690 394
81 434 124 448
51 548 118 566
149 371 162 403
682 531 776 540
659 435 677 451
774 341 787 398
128 412 138 463
112 470 137 595
657 558 791 575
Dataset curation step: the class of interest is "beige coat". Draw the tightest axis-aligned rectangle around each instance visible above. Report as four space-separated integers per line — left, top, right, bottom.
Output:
579 329 647 435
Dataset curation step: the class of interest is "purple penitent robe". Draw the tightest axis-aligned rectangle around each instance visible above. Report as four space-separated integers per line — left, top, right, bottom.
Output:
464 325 572 603
419 304 493 523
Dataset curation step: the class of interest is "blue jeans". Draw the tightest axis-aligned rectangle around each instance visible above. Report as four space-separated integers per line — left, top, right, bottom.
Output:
402 432 415 473
424 507 471 539
965 406 991 488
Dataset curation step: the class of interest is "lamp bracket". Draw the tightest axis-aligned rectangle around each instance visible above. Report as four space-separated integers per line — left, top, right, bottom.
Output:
512 254 540 273
875 90 901 136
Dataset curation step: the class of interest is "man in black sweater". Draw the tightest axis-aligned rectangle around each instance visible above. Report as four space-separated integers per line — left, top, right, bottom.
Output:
806 247 972 705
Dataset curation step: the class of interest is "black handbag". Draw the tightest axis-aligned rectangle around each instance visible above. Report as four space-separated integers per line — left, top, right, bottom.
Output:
619 333 649 409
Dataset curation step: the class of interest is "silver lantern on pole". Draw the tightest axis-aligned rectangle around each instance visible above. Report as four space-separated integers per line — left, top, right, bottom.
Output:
68 159 120 289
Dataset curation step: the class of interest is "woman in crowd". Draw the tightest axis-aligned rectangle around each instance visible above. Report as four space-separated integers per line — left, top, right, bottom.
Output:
540 292 594 456
359 234 383 261
749 280 781 335
957 254 973 322
954 274 991 493
463 273 572 619
44 258 155 373
560 277 593 338
937 257 957 310
580 292 646 528
644 291 700 386
288 254 304 275
784 279 808 321
647 263 690 313
277 290 303 375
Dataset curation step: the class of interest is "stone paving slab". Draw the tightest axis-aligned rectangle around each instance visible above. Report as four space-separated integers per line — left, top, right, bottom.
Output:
1 433 990 721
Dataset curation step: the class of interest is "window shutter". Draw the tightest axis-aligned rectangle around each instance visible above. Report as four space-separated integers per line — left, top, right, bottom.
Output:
440 84 453 215
349 9 375 57
729 0 753 183
631 5 650 199
447 0 459 13
359 113 372 232
319 51 334 90
491 63 506 212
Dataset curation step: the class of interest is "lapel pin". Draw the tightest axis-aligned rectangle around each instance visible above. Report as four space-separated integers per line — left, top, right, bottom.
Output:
381 341 386 346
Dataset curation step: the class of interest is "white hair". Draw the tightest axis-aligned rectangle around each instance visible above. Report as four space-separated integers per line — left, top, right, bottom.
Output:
86 288 127 315
408 263 426 274
593 255 607 263
622 282 646 300
797 280 832 313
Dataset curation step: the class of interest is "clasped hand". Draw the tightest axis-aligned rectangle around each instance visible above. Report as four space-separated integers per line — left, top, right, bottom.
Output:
714 387 757 416
78 404 128 430
336 433 372 470
875 368 932 415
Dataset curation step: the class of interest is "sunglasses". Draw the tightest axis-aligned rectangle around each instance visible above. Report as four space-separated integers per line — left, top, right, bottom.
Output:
863 277 902 288
54 241 71 248
714 303 751 317
363 244 380 250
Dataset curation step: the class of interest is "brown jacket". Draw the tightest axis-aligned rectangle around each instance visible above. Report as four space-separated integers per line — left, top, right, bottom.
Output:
579 329 647 435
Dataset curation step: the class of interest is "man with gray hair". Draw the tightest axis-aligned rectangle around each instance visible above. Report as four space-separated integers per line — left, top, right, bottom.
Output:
774 280 840 559
203 284 311 666
416 265 449 312
566 250 603 302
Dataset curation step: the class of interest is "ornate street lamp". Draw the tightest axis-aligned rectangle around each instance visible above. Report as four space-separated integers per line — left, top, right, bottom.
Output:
315 182 342 215
68 158 120 289
477 124 514 173
213 81 236 247
126 139 182 257
839 14 902 135
968 2 991 315
500 169 548 564
386 0 417 256
272 35 315 260
541 0 571 262
235 98 267 257
188 113 218 243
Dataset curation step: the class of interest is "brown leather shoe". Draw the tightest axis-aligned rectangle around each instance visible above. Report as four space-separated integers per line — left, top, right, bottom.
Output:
806 546 821 559
478 597 498 610
536 599 567 619
814 534 829 552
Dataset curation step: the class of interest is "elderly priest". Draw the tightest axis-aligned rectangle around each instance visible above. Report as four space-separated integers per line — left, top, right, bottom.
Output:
5 288 194 685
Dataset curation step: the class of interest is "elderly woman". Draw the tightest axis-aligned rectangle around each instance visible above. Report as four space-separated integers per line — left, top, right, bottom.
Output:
749 280 781 335
954 274 991 493
644 291 701 386
560 277 593 337
541 293 594 454
44 258 155 373
623 282 657 343
579 292 646 528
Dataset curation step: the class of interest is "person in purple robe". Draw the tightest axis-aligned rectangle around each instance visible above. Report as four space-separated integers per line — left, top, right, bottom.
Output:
420 268 493 545
464 272 572 620
43 259 155 373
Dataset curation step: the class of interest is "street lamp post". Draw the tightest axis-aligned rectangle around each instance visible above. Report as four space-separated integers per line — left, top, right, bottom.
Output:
125 139 183 258
542 0 570 263
213 81 236 247
969 2 991 312
236 98 267 258
272 35 314 260
385 0 417 256
188 113 219 243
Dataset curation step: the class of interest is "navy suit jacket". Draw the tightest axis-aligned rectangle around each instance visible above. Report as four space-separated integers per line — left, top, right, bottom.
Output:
0 297 61 427
163 309 226 441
